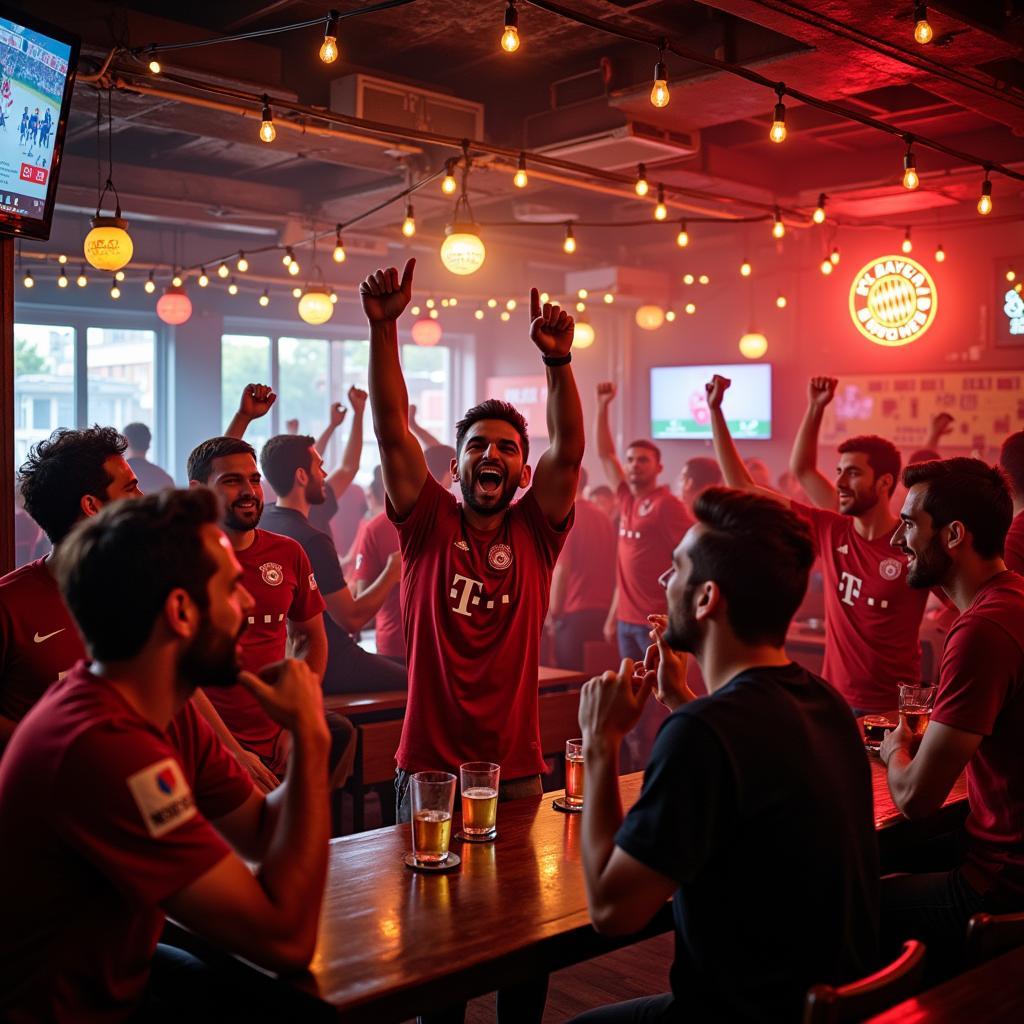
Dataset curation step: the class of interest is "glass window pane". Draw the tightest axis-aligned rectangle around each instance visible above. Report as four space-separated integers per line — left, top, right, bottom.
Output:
327 340 373 482
402 344 450 446
13 323 74 469
278 337 329 442
222 334 272 449
86 328 157 449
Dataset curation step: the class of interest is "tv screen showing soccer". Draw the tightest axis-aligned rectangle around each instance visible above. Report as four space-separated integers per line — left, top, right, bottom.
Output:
650 363 772 440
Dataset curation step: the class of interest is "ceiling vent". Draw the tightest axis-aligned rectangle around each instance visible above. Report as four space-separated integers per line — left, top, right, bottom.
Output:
529 116 699 170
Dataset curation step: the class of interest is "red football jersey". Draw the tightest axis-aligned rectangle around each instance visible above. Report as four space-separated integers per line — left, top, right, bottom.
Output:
561 497 617 615
352 512 403 658
390 474 570 777
792 502 928 712
0 664 253 1021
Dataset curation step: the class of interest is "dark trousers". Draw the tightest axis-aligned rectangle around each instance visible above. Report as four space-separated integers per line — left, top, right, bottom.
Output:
323 640 408 694
553 608 608 670
570 994 678 1023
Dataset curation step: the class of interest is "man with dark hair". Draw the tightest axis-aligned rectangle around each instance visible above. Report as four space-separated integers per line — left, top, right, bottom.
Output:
999 430 1024 572
259 435 405 693
714 375 930 714
123 421 175 493
678 456 722 513
574 487 878 1023
0 489 332 1021
587 483 617 523
548 467 616 670
881 457 1023 976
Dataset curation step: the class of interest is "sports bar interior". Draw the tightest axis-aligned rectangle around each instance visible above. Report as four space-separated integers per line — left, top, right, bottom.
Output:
2 1 1024 1022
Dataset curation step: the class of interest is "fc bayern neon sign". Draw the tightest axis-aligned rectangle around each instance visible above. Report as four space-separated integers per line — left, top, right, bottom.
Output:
849 255 937 347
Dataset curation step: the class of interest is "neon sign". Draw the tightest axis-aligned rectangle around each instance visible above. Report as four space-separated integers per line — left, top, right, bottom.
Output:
849 255 937 347
1004 287 1024 337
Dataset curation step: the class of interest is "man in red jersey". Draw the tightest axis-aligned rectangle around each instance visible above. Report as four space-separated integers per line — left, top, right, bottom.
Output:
712 374 929 714
595 381 692 660
548 467 616 670
999 431 1024 573
880 458 1023 978
0 489 333 1022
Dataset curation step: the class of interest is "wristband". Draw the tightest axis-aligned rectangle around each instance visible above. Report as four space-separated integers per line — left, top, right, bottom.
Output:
543 353 572 367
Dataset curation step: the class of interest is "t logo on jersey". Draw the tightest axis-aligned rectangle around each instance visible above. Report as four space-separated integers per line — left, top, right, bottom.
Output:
839 571 862 607
449 572 512 618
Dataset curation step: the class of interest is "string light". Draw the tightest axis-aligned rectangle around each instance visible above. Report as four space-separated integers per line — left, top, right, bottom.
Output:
935 243 946 263
902 139 919 190
487 298 497 308
144 270 155 293
654 184 667 221
576 301 586 312
217 261 229 278
22 268 33 288
320 10 339 63
665 309 677 323
514 152 528 188
425 298 435 309
977 172 993 215
698 274 710 285
429 308 439 319
410 305 421 315
330 291 338 304
676 221 689 248
902 228 913 254
58 268 69 288
820 257 833 275
740 260 752 277
198 268 209 287
1008 268 1018 283
829 246 841 265
172 271 183 288
259 289 270 307
812 193 827 225
603 293 614 304
769 85 787 143
237 252 249 272
913 4 933 44
259 95 276 143
288 258 300 276
402 201 416 237
650 43 669 108
110 283 121 300
441 298 449 307
501 2 520 52
683 273 694 285
148 58 161 74
441 159 458 195
333 228 346 262
506 298 517 311
58 253 67 264
771 209 785 239
685 302 696 314
776 293 787 309
577 288 588 299
500 310 511 321
634 164 649 198
282 247 293 267
228 278 239 295
475 309 485 320
563 222 577 254
77 266 88 287
115 269 126 282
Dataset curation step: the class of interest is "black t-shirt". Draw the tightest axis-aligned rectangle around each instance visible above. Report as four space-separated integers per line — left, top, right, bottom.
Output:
615 663 878 1023
259 504 358 658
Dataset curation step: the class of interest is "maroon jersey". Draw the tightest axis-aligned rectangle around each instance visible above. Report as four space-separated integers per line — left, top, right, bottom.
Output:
561 497 616 615
0 664 253 1021
0 558 87 728
352 512 403 658
615 483 692 625
931 571 1024 899
792 502 928 713
389 474 570 777
204 529 324 770
1005 511 1024 575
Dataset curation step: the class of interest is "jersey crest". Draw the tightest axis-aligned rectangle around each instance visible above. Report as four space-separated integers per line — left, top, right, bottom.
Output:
259 561 284 587
488 543 513 571
879 557 903 581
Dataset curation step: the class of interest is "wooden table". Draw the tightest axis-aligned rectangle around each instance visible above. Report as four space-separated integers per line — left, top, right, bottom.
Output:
865 945 1024 1022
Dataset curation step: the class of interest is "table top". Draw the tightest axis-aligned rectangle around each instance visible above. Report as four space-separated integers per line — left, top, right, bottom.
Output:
865 946 1024 1022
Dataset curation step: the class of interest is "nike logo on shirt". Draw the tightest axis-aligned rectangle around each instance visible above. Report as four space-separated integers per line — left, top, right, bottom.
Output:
33 629 65 644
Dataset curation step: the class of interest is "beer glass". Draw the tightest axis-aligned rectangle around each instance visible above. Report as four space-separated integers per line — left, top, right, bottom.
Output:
565 738 584 809
899 684 937 738
410 771 456 865
460 762 500 840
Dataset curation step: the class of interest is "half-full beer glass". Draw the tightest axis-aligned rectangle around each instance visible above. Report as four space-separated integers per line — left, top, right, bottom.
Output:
411 771 456 865
899 684 937 738
565 738 584 809
460 762 500 840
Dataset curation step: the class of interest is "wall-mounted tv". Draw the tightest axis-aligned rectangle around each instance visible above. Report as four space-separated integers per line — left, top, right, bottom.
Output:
0 6 79 241
651 363 772 440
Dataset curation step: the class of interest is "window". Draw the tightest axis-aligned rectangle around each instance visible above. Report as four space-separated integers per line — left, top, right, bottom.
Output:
87 328 157 449
13 323 74 468
402 344 450 445
222 334 272 449
278 337 330 443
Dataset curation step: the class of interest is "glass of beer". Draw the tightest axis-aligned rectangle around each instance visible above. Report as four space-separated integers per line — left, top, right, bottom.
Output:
899 684 937 739
410 771 456 865
565 738 584 809
460 762 500 840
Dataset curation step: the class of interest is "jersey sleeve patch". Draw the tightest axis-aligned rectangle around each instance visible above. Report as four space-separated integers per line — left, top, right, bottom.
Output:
126 757 198 838
309 572 318 591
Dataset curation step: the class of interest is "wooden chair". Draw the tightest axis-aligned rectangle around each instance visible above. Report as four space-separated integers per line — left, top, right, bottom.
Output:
802 940 927 1024
966 911 1024 967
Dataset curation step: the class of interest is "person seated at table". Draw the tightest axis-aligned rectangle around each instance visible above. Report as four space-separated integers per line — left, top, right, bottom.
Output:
258 432 406 693
880 457 1023 979
999 430 1024 573
0 489 332 1022
574 486 879 1024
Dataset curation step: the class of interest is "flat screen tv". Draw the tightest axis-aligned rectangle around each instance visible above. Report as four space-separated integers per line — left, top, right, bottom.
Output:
0 6 79 241
651 363 772 440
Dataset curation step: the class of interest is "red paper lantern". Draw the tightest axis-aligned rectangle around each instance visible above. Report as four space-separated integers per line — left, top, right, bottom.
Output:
156 285 192 326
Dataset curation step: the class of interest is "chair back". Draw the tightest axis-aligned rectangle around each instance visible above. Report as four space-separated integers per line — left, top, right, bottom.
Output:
965 911 1024 967
803 940 927 1024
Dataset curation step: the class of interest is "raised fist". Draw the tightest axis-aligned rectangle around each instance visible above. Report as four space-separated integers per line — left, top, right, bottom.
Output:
705 374 731 411
596 381 617 407
808 376 838 410
529 288 574 357
238 383 276 421
347 386 368 415
360 258 416 324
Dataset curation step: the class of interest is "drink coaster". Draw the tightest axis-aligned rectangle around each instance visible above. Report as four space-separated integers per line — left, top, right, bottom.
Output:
455 831 497 843
552 797 582 814
404 851 461 872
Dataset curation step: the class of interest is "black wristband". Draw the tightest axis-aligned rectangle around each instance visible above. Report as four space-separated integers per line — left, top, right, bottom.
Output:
543 353 572 367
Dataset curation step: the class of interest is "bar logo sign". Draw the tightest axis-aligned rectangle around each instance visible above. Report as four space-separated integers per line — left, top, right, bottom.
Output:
849 255 937 347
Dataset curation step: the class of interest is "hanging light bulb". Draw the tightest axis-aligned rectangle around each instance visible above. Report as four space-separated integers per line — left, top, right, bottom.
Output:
500 311 511 322
739 331 768 359
76 266 88 287
114 269 126 282
830 246 841 266
772 209 785 239
685 302 697 315
665 310 677 323
676 220 689 248
634 164 649 198
563 222 577 254
812 193 827 225
288 259 300 277
157 284 192 325
333 228 346 263
902 228 913 254
650 45 669 108
977 172 993 215
506 298 517 310
575 301 586 313
402 201 416 238
513 152 528 189
228 278 239 296
22 268 33 288
603 292 614 304
429 308 439 320
172 271 183 288
487 298 497 308
292 285 303 299
84 215 133 272
58 268 69 288
441 224 486 275
740 260 752 277
1007 268 1018 282
654 184 667 221
501 2 520 52
320 10 339 63
330 291 338 304
148 58 161 74
475 309 485 320
913 4 933 44
902 140 920 190
298 286 334 326
820 257 833 275
110 283 121 300
683 273 694 285
577 288 588 299
776 293 787 309
198 268 209 288
58 254 68 265
144 271 155 293
698 274 710 285
935 243 946 263
425 298 435 309
769 85 787 143
282 247 293 267
441 159 458 195
574 320 595 348
217 261 229 279
259 289 270 307
237 252 249 273
259 95 276 143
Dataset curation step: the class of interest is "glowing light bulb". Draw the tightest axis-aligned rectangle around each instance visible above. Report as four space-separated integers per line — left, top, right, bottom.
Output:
501 3 520 52
698 274 709 285
654 185 667 221
58 254 67 264
259 290 270 307
441 299 449 308
978 177 993 215
902 230 913 255
288 260 300 276
685 302 696 315
563 224 576 254
198 269 209 287
576 301 586 313
282 249 293 266
237 253 249 272
58 270 69 288
217 262 229 278
292 286 302 299
514 153 528 188
665 310 676 322
172 273 183 288
935 244 945 263
1008 268 1017 282
650 60 669 108
77 267 88 287
902 150 919 190
402 202 416 238
259 96 276 144
683 273 694 285
772 211 785 239
830 247 840 265
500 311 511 321
913 5 933 44
676 221 689 247
820 258 833 275
22 269 33 288
115 269 126 282
144 272 155 293
429 308 439 319
425 298 435 309
330 292 338 304
770 97 787 143
228 278 238 295
812 193 826 224
110 284 120 300
475 309 485 320
603 293 614 304
148 59 161 74
320 14 339 63
506 299 517 311
776 293 787 309
487 298 497 308
740 260 752 277
634 164 649 198
441 164 457 195
333 237 346 263
577 289 588 299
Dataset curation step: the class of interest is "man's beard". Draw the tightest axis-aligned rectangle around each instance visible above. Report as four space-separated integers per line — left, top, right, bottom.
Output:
459 474 518 516
906 533 952 589
664 580 704 657
306 477 326 505
224 496 263 532
179 616 245 689
839 491 879 517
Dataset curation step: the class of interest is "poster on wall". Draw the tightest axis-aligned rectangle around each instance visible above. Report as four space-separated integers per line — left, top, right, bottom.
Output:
820 371 1024 451
484 375 549 446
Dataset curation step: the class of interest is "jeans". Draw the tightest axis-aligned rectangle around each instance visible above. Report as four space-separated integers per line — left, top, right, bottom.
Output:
570 994 678 1023
617 620 652 662
553 608 608 670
